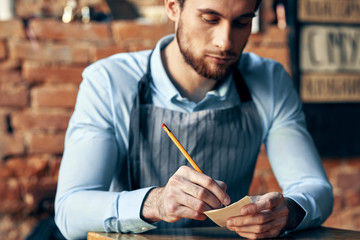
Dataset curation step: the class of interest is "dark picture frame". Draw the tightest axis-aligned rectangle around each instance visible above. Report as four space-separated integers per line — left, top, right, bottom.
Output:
287 0 360 157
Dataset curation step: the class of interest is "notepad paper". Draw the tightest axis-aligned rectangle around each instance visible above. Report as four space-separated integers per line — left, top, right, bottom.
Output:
204 196 252 227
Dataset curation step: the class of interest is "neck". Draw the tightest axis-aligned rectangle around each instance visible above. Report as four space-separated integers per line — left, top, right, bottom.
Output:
161 40 217 103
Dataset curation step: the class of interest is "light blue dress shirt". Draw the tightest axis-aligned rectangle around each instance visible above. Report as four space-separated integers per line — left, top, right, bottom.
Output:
55 35 333 239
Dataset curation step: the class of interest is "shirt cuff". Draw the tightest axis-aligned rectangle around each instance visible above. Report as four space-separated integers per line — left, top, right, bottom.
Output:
104 187 157 233
283 194 310 232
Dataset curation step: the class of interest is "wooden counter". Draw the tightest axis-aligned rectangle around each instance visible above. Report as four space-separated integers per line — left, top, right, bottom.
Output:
88 226 360 240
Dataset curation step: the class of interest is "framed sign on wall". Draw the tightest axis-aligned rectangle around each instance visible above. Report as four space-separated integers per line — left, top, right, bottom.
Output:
288 0 360 157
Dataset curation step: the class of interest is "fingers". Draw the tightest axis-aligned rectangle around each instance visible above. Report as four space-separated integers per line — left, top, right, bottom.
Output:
176 166 231 207
215 180 227 192
154 166 230 223
163 203 208 222
227 212 287 239
241 192 284 215
227 206 287 227
167 170 219 210
228 218 286 239
155 185 208 222
226 192 289 239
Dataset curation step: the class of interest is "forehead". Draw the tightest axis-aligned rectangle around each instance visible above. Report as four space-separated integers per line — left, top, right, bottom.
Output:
182 0 257 17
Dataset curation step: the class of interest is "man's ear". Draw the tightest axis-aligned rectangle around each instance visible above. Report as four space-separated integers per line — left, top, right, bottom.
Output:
164 0 180 22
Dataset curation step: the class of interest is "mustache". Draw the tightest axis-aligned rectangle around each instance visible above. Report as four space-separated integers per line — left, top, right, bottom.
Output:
206 50 237 58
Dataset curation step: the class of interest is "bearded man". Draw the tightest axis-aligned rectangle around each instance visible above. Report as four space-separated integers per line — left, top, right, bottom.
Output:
55 0 333 239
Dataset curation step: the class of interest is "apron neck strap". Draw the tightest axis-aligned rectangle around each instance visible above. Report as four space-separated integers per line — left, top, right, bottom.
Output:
233 69 252 103
138 50 154 104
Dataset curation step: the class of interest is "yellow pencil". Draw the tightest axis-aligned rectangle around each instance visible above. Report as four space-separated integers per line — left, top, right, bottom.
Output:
161 123 203 173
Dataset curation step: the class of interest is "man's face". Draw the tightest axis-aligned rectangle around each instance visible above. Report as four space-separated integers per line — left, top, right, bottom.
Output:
175 0 256 81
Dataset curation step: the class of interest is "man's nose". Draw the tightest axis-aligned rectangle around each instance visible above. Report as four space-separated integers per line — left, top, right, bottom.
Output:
214 23 232 51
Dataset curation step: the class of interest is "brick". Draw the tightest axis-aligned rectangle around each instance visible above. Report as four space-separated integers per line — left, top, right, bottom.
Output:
92 45 128 61
22 176 57 204
0 179 21 202
16 0 68 18
0 165 13 179
244 45 291 74
0 40 6 59
347 158 360 168
249 175 265 195
0 111 8 133
0 59 21 72
0 85 29 107
338 172 360 189
322 159 340 171
32 85 78 109
127 39 158 52
12 110 71 132
324 206 360 231
6 156 48 178
0 134 25 157
29 18 112 42
28 133 65 154
9 39 90 64
27 157 49 178
5 158 25 177
254 146 272 171
333 194 345 211
112 20 173 43
264 174 281 192
248 26 289 46
0 70 22 84
0 199 23 213
16 1 109 19
22 61 84 84
48 156 62 179
129 0 164 6
263 27 289 45
0 19 26 39
345 190 360 207
0 215 36 240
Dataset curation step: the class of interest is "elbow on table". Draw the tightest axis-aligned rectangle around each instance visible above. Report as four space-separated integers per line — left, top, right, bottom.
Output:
323 182 334 221
311 181 334 228
54 197 87 240
54 205 72 239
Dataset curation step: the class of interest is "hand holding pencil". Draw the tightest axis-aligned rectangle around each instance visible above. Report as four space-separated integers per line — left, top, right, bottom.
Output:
140 123 230 224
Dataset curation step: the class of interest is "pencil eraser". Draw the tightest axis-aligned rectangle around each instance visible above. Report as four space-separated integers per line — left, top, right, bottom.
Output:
161 123 166 128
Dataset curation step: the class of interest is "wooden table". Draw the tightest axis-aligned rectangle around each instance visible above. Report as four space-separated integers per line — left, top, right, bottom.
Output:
88 226 360 240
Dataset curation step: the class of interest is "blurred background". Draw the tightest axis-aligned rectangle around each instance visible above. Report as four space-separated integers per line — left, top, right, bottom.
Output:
0 0 359 239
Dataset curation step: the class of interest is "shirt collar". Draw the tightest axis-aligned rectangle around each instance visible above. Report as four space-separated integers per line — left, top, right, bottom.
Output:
150 34 232 103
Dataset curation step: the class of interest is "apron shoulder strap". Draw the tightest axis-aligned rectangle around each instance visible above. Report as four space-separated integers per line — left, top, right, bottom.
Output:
233 69 252 103
138 51 154 104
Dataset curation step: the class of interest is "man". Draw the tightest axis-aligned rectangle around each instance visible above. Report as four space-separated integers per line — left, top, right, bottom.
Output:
55 0 333 239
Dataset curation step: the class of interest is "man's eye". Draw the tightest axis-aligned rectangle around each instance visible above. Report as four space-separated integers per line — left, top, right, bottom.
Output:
202 15 219 24
233 20 250 28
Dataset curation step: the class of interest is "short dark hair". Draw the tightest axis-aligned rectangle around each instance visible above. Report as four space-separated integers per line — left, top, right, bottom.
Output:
178 0 262 11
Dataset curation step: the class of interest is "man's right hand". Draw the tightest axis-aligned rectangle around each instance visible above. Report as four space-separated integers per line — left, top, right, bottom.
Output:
141 165 231 223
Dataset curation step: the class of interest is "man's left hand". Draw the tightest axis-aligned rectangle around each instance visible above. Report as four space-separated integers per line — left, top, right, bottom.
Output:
226 192 289 239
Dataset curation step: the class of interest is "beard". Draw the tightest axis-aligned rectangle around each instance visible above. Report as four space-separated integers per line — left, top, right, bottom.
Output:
176 20 241 82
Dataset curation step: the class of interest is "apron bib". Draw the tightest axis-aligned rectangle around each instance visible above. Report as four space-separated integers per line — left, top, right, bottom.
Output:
126 52 263 228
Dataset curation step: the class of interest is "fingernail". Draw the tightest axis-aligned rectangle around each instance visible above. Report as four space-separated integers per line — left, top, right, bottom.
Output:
224 197 230 206
241 208 249 215
227 219 233 226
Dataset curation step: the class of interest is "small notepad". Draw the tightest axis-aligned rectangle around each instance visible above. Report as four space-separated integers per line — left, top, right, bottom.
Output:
204 196 252 227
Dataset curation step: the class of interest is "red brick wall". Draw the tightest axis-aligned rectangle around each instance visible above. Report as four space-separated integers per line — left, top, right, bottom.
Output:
0 16 173 239
0 1 359 239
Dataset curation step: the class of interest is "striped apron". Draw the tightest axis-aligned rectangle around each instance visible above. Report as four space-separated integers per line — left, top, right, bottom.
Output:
126 53 263 228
